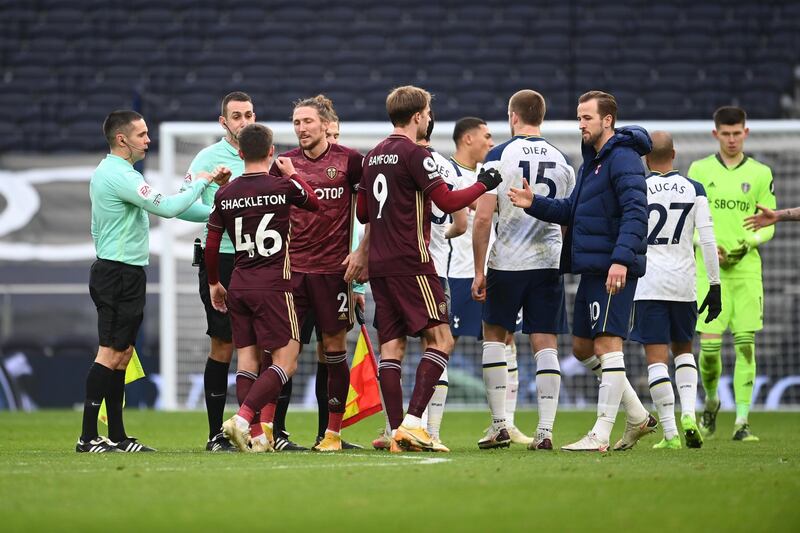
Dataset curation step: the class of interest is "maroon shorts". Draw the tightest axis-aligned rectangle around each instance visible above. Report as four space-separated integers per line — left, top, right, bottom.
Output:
227 288 300 351
370 274 449 345
291 272 354 338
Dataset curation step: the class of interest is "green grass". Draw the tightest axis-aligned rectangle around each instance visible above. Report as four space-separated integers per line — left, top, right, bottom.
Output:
1 410 799 532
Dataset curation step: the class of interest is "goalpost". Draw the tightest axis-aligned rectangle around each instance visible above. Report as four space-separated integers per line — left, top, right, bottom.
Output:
157 120 800 411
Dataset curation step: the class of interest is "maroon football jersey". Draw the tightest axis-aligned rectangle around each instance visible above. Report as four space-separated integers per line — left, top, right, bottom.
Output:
270 143 362 274
208 172 311 291
359 134 444 277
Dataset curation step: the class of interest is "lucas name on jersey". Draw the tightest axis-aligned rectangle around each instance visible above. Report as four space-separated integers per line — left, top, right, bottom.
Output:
648 181 687 195
219 194 287 210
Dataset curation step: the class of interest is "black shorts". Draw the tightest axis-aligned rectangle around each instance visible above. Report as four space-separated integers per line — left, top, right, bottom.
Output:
299 310 323 345
89 259 146 352
198 252 234 342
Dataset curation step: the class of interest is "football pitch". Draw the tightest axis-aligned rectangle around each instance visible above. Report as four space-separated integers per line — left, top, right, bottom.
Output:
1 410 798 532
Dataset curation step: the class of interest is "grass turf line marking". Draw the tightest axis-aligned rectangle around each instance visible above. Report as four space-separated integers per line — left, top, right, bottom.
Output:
2 454 451 475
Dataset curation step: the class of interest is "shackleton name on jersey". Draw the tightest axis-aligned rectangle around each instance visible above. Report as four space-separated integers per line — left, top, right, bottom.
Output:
219 194 288 210
635 170 717 302
483 135 575 271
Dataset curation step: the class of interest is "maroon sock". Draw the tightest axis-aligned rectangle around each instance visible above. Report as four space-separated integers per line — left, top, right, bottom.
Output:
243 365 288 414
325 351 349 432
378 359 403 430
235 371 257 406
261 350 273 369
407 349 449 418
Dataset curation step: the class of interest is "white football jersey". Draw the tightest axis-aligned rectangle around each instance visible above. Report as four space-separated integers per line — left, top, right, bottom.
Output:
447 159 483 279
483 135 575 271
635 171 713 302
428 148 462 277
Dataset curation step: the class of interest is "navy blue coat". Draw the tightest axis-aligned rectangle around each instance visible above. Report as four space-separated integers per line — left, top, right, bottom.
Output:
525 126 651 278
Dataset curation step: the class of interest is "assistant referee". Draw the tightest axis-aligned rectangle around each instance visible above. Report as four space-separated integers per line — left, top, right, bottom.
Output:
77 110 229 453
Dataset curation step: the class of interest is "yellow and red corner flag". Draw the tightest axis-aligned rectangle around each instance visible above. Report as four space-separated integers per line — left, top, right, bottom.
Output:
342 306 382 428
99 347 146 425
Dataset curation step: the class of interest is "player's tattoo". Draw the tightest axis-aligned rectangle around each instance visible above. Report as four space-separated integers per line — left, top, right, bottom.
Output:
778 208 800 221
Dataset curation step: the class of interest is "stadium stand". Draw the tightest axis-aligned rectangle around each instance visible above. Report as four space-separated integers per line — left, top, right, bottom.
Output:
1 0 797 152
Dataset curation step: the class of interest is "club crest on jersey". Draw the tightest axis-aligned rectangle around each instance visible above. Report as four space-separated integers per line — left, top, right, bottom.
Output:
137 184 152 199
741 182 751 193
438 301 447 316
325 166 338 180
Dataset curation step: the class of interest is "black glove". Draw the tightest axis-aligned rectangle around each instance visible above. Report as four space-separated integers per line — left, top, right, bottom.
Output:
699 284 722 323
476 167 502 192
725 242 748 265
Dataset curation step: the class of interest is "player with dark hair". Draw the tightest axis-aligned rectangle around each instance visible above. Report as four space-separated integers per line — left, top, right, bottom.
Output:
78 110 229 453
210 123 320 452
689 106 776 441
448 117 494 343
182 91 256 452
632 131 722 449
357 86 502 451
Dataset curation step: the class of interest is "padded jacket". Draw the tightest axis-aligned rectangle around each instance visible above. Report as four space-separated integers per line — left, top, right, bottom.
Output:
525 126 651 277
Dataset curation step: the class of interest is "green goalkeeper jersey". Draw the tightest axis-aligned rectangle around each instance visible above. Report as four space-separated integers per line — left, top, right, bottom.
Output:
689 153 776 280
186 137 245 254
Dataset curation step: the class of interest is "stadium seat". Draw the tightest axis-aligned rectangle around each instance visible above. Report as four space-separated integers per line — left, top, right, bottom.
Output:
0 2 794 151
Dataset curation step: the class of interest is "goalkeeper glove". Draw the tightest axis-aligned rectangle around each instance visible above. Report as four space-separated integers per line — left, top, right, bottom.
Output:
726 234 761 265
476 167 502 191
699 284 722 323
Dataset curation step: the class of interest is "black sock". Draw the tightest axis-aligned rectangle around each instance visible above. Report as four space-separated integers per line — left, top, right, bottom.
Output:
316 362 329 439
273 378 292 436
204 358 230 439
80 363 113 441
107 369 127 442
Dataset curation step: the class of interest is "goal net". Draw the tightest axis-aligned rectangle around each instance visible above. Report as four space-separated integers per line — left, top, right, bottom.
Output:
157 120 800 411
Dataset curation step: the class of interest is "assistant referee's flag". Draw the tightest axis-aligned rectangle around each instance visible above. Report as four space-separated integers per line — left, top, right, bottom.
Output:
99 347 146 425
342 306 382 428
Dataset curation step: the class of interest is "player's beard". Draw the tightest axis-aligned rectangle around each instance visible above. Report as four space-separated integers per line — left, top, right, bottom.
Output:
301 134 324 152
582 129 602 147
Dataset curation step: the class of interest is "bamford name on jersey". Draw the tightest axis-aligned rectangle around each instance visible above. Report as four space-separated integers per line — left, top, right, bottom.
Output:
368 154 399 165
220 195 287 210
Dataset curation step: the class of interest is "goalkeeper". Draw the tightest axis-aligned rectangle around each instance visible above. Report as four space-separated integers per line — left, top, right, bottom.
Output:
688 106 776 442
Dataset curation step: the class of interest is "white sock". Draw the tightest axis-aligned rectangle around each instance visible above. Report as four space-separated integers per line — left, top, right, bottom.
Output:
591 351 626 443
482 341 507 428
674 353 698 419
505 343 518 427
582 354 647 423
534 348 560 439
580 355 602 377
420 407 429 429
401 413 422 429
621 376 649 424
426 368 448 440
648 363 677 439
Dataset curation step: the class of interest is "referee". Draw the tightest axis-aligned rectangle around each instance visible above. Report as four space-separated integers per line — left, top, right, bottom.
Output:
77 110 229 453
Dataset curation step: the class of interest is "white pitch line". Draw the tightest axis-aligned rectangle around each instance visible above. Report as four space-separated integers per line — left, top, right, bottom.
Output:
1 455 451 475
